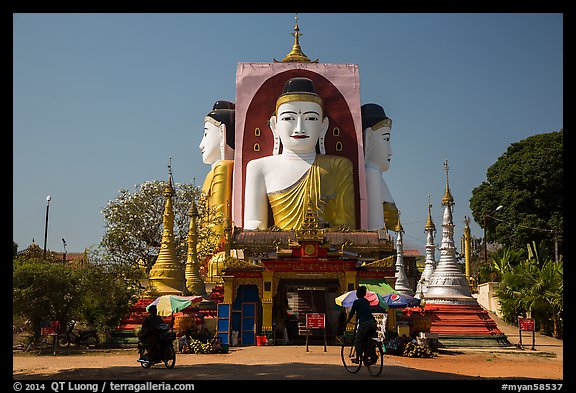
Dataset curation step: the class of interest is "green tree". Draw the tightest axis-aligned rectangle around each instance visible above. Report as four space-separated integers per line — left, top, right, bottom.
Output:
13 253 147 345
76 261 143 340
13 257 82 344
100 181 221 274
469 130 563 253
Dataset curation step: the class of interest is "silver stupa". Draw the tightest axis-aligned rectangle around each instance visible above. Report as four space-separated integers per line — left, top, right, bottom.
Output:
415 196 436 299
393 214 414 296
423 160 477 306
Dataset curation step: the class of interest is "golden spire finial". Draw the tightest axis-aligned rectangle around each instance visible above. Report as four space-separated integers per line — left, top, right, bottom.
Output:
394 210 404 233
164 156 174 196
441 159 454 206
185 197 207 296
278 13 317 63
425 194 436 231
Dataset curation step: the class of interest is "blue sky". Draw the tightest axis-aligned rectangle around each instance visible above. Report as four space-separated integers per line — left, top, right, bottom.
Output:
12 12 563 254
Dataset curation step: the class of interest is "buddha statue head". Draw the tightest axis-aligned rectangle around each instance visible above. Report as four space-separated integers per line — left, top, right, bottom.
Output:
269 77 330 156
200 100 236 166
361 103 392 172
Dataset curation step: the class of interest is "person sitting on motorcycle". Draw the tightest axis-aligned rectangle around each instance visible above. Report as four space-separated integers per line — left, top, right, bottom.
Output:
139 305 164 360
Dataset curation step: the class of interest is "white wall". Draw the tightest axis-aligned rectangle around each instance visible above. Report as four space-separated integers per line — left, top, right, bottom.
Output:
474 281 503 319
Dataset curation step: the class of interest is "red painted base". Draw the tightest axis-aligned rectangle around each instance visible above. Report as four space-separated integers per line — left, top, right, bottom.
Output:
423 303 504 336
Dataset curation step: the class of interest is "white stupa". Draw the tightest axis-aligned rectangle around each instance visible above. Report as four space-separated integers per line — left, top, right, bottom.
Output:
415 196 436 299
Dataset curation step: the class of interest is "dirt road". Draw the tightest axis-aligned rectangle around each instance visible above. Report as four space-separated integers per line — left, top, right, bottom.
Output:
13 343 563 381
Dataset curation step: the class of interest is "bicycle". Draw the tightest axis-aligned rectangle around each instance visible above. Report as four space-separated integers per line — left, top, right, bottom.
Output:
341 322 384 377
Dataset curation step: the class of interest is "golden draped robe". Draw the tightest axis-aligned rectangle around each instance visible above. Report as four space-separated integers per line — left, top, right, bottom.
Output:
267 155 356 230
201 160 234 236
383 202 399 231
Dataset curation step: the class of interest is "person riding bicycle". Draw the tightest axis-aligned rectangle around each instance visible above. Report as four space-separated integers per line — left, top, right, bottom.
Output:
344 286 378 363
139 305 164 360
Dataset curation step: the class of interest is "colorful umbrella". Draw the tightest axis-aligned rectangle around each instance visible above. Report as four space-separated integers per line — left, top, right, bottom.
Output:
146 295 203 316
380 293 420 308
361 281 398 296
335 290 388 309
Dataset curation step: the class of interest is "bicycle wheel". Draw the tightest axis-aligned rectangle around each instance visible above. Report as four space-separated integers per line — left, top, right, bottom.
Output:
365 340 384 377
341 341 362 373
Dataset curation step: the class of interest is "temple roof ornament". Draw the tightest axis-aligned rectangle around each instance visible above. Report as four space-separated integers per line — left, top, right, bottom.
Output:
295 200 325 243
276 14 318 63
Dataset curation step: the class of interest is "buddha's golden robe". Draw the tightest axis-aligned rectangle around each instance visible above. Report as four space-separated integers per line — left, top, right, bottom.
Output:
383 202 399 231
267 155 356 230
201 160 234 235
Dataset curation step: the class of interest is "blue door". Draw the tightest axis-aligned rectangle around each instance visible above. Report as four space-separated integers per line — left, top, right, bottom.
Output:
241 302 257 345
216 303 231 345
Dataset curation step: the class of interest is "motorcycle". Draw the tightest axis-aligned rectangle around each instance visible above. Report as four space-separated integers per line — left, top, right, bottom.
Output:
58 320 99 349
137 323 176 369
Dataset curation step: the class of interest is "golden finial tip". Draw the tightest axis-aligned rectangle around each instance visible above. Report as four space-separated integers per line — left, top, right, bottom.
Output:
280 13 313 63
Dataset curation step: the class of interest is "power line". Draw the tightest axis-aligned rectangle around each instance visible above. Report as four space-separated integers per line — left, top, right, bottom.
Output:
486 215 559 234
486 215 561 262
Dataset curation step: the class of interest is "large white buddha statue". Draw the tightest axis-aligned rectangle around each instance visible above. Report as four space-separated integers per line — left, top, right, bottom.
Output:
361 103 398 231
243 77 356 230
199 100 235 235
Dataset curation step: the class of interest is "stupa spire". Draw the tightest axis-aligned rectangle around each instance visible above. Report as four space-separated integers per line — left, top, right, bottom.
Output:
424 161 476 305
416 195 437 299
393 211 414 296
185 198 207 296
278 14 318 63
147 158 186 296
441 159 454 207
423 161 509 348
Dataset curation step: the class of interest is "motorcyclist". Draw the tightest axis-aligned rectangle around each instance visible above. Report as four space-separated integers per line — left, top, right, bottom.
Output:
139 305 164 360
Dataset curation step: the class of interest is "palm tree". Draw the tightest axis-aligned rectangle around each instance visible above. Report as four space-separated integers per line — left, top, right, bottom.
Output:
498 255 563 339
527 258 563 338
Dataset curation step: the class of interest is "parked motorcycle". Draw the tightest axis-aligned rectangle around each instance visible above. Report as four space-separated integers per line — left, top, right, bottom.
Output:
58 320 99 349
137 323 176 369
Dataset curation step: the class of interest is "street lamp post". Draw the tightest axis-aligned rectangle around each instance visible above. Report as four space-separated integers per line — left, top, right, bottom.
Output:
483 205 503 264
43 195 51 259
62 238 67 264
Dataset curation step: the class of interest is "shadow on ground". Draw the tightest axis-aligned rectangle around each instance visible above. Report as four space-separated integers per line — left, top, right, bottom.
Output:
14 361 544 381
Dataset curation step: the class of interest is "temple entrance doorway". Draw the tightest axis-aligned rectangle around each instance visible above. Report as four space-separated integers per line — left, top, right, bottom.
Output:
273 278 341 344
231 284 261 346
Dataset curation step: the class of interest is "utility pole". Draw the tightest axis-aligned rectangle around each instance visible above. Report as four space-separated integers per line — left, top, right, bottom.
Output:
43 195 51 259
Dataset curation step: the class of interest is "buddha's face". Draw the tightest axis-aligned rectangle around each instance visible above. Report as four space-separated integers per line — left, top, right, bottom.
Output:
199 121 222 165
270 101 329 154
366 125 392 171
